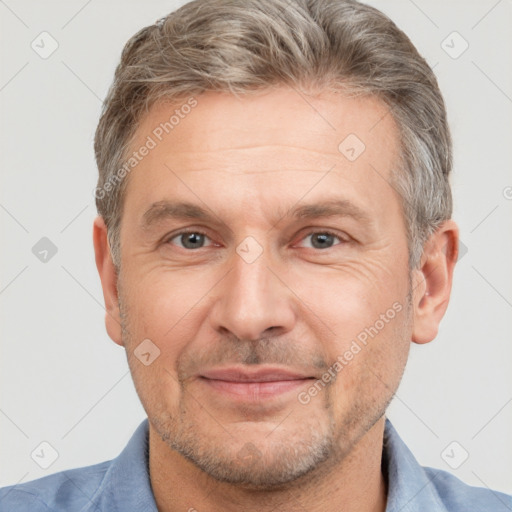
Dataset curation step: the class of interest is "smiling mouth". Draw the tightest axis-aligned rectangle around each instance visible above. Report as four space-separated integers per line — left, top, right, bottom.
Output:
198 366 316 400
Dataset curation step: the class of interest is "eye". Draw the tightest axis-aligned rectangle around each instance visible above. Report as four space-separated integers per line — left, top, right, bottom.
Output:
298 231 345 250
167 230 213 250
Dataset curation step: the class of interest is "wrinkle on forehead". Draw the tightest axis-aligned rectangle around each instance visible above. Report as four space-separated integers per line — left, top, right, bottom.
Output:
122 87 402 233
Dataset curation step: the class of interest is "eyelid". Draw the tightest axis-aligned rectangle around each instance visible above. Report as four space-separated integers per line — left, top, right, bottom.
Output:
296 230 341 248
162 227 351 250
164 228 215 247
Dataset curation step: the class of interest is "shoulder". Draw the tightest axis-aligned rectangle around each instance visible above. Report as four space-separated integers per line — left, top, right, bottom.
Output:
0 460 112 512
383 419 512 511
424 465 512 511
0 420 155 512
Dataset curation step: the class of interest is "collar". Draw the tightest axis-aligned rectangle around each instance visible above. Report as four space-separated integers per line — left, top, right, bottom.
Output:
383 418 447 511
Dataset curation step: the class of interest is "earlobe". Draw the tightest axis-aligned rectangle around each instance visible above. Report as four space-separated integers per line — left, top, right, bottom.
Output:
411 220 459 345
92 216 124 346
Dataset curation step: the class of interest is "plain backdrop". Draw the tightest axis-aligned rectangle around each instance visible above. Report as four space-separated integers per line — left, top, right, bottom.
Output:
1 0 511 495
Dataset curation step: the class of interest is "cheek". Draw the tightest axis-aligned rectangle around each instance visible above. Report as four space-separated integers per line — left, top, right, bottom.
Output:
121 273 192 412
127 353 182 422
289 258 411 393
326 302 412 429
287 257 408 338
120 268 221 404
123 268 213 341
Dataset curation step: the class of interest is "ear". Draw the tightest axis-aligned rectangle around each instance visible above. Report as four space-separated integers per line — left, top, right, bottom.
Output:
93 216 124 346
411 220 459 344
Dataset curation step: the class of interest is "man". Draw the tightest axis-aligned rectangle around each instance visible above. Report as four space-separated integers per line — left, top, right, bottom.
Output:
1 0 510 510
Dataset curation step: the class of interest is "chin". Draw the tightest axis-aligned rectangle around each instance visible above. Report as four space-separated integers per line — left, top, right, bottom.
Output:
152 410 337 489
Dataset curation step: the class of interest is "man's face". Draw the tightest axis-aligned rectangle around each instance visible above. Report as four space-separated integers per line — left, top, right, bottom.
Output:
115 87 413 487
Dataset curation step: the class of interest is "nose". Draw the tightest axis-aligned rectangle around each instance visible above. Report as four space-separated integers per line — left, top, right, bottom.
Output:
208 245 296 342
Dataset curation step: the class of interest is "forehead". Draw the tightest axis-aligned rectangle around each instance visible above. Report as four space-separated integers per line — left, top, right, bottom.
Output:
122 87 402 225
132 87 397 158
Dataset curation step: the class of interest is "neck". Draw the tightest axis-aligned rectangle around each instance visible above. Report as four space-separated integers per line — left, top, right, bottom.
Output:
148 417 388 512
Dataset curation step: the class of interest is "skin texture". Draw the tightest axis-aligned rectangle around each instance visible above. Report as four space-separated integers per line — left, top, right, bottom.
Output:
93 87 458 512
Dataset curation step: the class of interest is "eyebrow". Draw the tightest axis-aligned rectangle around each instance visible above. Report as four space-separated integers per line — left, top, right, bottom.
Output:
141 198 371 230
141 201 220 230
292 199 370 223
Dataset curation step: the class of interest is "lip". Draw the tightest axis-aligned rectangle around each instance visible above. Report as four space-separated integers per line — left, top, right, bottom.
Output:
200 367 313 382
198 366 315 401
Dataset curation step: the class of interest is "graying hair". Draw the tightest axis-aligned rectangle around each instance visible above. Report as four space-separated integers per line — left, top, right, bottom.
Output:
94 0 452 270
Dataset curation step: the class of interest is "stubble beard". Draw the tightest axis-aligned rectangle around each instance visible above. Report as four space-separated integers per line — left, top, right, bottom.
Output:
117 279 413 490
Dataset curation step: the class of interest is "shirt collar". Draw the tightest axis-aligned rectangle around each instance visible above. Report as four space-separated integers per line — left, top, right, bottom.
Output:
85 420 158 512
383 418 447 511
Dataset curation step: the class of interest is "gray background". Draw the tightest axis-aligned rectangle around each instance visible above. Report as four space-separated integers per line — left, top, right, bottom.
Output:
1 0 511 495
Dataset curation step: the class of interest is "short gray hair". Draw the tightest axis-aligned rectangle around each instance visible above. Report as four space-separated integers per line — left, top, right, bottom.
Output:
94 0 452 270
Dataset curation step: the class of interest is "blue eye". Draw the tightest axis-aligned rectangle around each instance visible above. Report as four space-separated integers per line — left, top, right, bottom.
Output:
168 231 212 250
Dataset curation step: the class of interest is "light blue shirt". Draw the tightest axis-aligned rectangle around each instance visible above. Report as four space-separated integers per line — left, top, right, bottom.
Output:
1 419 510 511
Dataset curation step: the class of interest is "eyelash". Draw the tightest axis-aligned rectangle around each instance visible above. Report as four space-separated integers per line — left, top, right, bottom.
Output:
164 229 348 250
165 229 212 247
298 229 346 247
